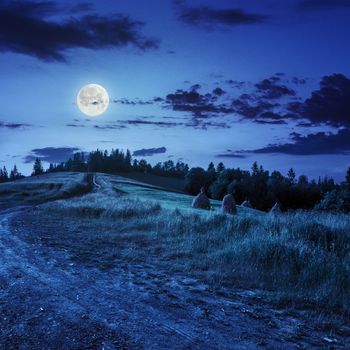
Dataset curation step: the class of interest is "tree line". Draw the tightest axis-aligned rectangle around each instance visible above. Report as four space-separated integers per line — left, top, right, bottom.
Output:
0 165 25 183
0 158 44 182
184 161 339 212
1 149 349 212
45 149 189 179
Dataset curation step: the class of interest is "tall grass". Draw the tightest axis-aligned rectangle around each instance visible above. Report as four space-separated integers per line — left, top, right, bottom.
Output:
38 193 350 313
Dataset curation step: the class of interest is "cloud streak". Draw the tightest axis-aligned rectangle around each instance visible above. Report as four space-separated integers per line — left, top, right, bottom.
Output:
24 147 80 163
255 78 296 99
113 98 157 106
175 1 268 29
133 147 167 157
0 0 159 62
165 85 233 117
237 129 350 155
0 121 30 129
121 119 180 127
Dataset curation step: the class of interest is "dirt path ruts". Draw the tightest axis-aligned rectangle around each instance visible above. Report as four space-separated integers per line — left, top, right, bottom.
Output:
0 176 349 349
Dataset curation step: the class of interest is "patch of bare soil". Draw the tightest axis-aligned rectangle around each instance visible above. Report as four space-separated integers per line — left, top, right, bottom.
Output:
2 205 350 349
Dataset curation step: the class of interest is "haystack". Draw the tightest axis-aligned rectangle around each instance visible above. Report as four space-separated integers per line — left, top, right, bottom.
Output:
241 200 252 208
192 188 210 210
222 194 237 214
270 202 281 214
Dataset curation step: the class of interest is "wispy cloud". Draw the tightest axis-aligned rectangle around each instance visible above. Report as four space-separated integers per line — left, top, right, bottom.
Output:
24 147 80 163
236 129 350 155
93 124 127 130
0 0 159 62
165 84 233 118
174 1 268 30
216 152 246 159
0 121 30 129
66 123 86 128
133 147 167 157
255 77 296 99
120 119 180 127
113 98 159 105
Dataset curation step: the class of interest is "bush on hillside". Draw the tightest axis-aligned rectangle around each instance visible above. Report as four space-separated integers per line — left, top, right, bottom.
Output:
315 189 350 213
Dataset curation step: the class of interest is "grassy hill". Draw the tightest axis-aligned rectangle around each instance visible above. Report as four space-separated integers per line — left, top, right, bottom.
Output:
3 172 350 317
0 172 93 210
115 171 186 193
99 173 263 216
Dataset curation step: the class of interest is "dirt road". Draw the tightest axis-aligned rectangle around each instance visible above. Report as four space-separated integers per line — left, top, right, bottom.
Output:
0 177 349 349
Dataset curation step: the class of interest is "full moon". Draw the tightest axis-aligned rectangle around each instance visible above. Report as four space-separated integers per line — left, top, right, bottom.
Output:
77 84 109 117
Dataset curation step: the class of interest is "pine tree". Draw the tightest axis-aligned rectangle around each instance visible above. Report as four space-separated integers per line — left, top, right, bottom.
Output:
216 162 225 173
287 168 296 183
298 175 308 185
345 167 350 190
251 161 259 176
207 162 215 172
32 158 44 176
125 149 132 168
270 170 283 181
0 168 4 183
71 153 86 172
2 166 8 182
10 165 19 180
132 159 138 170
138 159 148 173
48 163 55 172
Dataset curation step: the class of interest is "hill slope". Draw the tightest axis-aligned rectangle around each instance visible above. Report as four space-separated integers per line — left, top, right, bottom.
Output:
97 172 263 216
0 172 92 209
0 172 349 349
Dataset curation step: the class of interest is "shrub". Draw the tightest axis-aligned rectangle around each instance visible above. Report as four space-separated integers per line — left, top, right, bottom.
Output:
315 189 350 213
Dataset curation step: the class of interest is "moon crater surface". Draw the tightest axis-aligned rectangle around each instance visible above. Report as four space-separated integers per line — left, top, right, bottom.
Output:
77 84 109 117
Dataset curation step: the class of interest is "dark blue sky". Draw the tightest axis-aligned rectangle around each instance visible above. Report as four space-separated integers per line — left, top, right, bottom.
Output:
1 0 350 180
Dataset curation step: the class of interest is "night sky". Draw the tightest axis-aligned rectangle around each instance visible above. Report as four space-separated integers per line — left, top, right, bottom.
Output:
1 0 350 180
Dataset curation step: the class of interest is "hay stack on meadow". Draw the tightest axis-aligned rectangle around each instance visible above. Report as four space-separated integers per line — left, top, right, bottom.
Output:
192 187 211 210
222 194 237 214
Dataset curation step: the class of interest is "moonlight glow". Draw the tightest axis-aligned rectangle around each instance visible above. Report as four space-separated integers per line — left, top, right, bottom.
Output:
77 84 109 117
